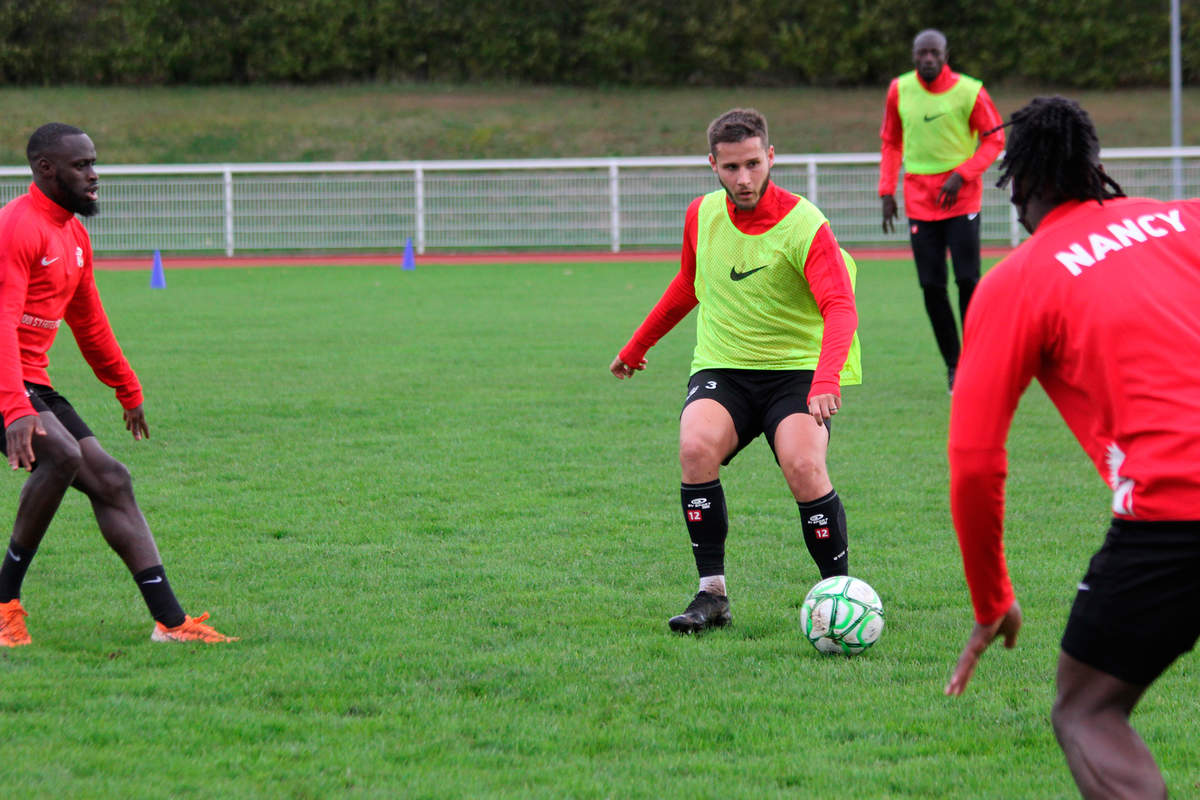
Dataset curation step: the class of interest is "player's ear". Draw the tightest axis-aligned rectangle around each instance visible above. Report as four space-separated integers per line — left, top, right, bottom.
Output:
708 153 717 171
34 156 57 183
767 145 775 167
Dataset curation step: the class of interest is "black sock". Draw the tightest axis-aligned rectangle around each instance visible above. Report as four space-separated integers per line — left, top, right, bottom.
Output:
681 480 728 582
133 565 186 627
798 490 849 578
0 541 36 603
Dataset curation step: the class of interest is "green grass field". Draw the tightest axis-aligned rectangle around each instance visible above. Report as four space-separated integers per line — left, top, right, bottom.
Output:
0 257 1196 798
1 83 1198 164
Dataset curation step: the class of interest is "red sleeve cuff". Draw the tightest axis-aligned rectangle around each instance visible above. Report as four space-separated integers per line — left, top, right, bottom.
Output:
618 342 648 370
116 384 143 411
1 406 37 429
808 378 842 399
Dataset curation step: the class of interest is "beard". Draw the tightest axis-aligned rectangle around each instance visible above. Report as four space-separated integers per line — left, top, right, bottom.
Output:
724 168 771 211
55 175 99 217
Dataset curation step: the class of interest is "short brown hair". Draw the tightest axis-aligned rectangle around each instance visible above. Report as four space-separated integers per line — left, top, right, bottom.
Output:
707 108 768 155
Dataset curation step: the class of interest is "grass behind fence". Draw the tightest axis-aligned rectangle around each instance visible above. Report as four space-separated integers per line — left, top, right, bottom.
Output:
1 84 1199 165
0 258 1195 799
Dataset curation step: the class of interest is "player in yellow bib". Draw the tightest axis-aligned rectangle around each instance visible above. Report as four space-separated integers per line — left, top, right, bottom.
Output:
879 29 1004 392
610 108 861 633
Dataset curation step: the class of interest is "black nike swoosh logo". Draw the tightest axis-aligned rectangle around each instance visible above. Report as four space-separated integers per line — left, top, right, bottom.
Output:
923 113 946 122
730 265 768 281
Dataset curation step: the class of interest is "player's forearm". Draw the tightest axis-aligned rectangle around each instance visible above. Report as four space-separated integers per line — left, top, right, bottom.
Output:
806 227 858 392
878 80 904 195
879 143 903 196
956 91 1006 182
954 137 1003 183
618 271 697 366
950 446 1015 623
811 304 857 396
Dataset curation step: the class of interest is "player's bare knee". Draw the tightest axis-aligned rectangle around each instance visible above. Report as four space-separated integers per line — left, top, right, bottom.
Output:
37 436 83 481
781 452 826 489
1050 698 1074 742
1050 692 1095 745
678 435 721 475
90 458 134 502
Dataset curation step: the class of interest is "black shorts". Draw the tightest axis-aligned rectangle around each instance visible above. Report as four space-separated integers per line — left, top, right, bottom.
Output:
682 368 825 465
0 382 94 454
1061 518 1200 686
909 214 981 288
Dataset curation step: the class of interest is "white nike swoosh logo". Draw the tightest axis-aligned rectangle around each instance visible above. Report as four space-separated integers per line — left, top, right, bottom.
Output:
141 576 163 585
41 257 59 266
968 213 978 221
7 548 20 562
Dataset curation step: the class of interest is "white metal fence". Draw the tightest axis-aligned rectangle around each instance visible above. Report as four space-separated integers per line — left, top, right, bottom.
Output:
2 149 1199 256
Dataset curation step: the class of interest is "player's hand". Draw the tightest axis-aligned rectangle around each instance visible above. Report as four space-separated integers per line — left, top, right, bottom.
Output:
937 173 965 210
945 600 1023 696
6 414 45 471
807 392 840 424
881 195 898 234
123 404 149 441
610 355 645 379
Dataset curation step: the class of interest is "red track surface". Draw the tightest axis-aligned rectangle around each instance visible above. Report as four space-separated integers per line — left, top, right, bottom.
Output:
94 246 1014 270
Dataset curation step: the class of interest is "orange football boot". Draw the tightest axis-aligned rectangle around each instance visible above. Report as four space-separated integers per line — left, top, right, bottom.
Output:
0 598 31 646
151 612 238 643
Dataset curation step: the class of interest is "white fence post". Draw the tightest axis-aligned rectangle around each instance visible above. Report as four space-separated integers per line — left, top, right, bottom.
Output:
223 168 234 257
414 165 426 255
609 161 620 253
1009 197 1021 248
807 157 818 204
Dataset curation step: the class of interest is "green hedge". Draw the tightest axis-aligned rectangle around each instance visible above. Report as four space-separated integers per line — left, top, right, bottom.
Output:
1 0 1195 87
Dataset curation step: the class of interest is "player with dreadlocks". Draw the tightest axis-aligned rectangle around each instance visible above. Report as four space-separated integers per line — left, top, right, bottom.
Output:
998 95 1126 229
944 95 1200 799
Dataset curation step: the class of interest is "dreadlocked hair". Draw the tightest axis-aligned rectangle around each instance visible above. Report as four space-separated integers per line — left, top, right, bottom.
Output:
991 96 1124 205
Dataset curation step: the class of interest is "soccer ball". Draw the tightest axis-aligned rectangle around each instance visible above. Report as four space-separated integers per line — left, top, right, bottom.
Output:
800 575 884 656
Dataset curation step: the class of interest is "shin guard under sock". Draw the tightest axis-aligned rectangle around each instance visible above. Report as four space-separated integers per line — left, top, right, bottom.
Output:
681 480 728 578
798 490 849 578
133 565 186 628
0 541 36 602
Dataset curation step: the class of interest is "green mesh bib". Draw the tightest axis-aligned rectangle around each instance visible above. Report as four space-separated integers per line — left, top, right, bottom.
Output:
897 71 982 174
691 189 861 385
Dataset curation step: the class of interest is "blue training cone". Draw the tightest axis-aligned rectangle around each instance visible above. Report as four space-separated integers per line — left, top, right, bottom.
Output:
402 237 415 270
150 250 166 289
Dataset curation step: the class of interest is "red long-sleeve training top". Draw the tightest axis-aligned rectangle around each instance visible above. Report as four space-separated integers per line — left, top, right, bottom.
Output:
0 183 142 425
879 64 1005 221
949 197 1200 623
618 181 857 399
